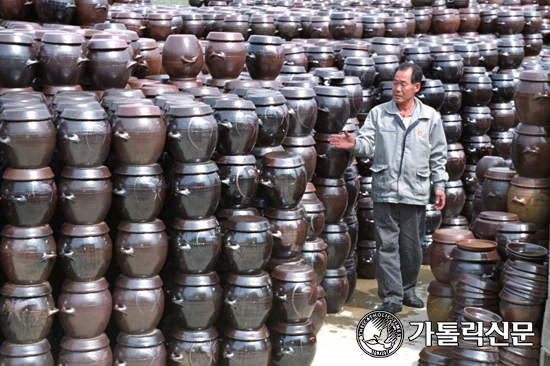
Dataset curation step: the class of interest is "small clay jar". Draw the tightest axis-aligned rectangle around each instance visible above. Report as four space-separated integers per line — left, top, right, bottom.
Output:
461 106 492 136
507 177 550 229
426 203 443 234
453 44 481 67
113 105 166 165
373 55 400 85
299 187 326 241
171 272 222 330
443 180 466 218
306 16 331 39
58 222 112 282
0 225 56 285
1 168 57 227
74 0 108 27
429 54 463 84
314 133 352 179
343 57 376 90
418 79 445 111
479 9 498 34
171 161 221 220
113 330 167 366
245 90 289 147
168 327 219 366
497 40 525 70
461 135 494 165
39 32 87 86
446 143 466 181
280 87 317 137
112 12 146 36
215 155 259 209
283 47 308 70
246 35 284 81
476 43 499 72
135 38 162 79
265 206 307 259
213 99 259 155
369 37 401 61
113 275 164 335
432 9 460 33
57 278 112 339
0 282 58 344
460 75 493 107
269 320 317 366
301 238 328 286
113 164 166 223
329 12 356 40
146 13 175 42
282 136 317 182
442 114 462 142
473 211 520 240
512 123 550 178
319 222 352 270
402 47 432 73
222 14 251 40
223 272 273 330
86 39 135 90
276 15 302 41
0 108 55 169
205 32 246 80
220 326 271 366
179 12 204 37
497 11 525 35
58 334 112 366
305 46 335 70
321 267 349 314
0 339 54 366
162 35 204 81
271 264 317 323
0 34 38 88
361 16 386 38
489 102 516 132
116 220 168 278
259 152 307 209
428 228 474 284
313 177 348 224
481 167 515 212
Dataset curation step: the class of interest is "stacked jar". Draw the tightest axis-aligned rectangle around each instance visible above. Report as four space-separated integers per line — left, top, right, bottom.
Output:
162 34 204 90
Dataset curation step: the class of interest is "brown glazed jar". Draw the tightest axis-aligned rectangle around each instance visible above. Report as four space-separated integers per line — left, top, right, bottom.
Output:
59 166 111 225
0 339 54 366
427 280 453 324
269 320 316 366
495 222 538 259
271 264 317 323
0 282 58 344
481 167 515 212
305 46 335 70
512 123 550 178
113 105 165 165
283 47 308 70
442 114 463 143
497 40 525 70
58 334 112 366
314 133 352 179
112 12 146 36
460 75 493 107
361 16 386 38
507 177 550 229
222 14 251 40
215 155 258 208
246 35 284 81
446 143 466 181
276 16 302 41
0 225 56 285
113 330 166 366
249 15 276 36
146 13 175 41
116 220 168 278
265 206 307 259
301 238 328 286
113 275 164 335
1 168 57 227
162 35 204 81
329 12 356 40
0 0 34 20
245 90 289 147
280 87 318 137
321 267 349 314
205 32 246 81
449 239 499 290
168 327 218 366
259 152 307 210
39 33 88 86
74 0 108 27
497 11 525 34
356 240 377 279
86 39 135 91
171 161 220 220
166 103 218 164
171 272 222 330
0 34 38 88
429 54 463 84
135 38 162 79
213 99 259 155
0 108 55 169
223 272 273 330
171 217 221 274
58 222 111 282
220 326 271 366
314 86 350 134
461 135 494 165
57 278 112 339
283 136 317 182
443 180 466 218
310 285 327 335
428 228 474 284
473 211 520 240
299 187 326 241
320 222 352 270
461 106 492 136
357 198 375 241
432 9 460 34
313 177 348 224
489 103 516 132
113 164 166 223
307 16 331 39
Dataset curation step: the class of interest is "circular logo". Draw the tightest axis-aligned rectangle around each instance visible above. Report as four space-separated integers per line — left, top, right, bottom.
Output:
356 311 404 358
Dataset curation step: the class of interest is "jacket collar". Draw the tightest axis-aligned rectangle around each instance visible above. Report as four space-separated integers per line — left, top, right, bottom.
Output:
383 97 425 120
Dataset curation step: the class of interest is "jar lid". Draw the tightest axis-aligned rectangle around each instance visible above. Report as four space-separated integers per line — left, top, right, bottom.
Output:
445 180 463 188
511 176 550 188
104 88 146 99
478 211 519 221
442 114 461 122
432 228 474 244
480 9 498 15
461 106 491 114
61 108 107 121
419 346 453 365
461 75 491 84
115 11 142 19
519 70 550 82
313 86 348 97
42 32 83 45
278 15 302 22
282 135 315 147
280 87 316 99
2 167 54 181
302 238 327 251
202 94 239 107
371 37 400 45
311 176 345 187
172 161 218 175
358 240 377 249
173 217 219 231
509 259 548 275
87 39 127 50
61 166 111 180
323 222 348 233
456 239 498 252
173 272 219 286
60 222 110 237
117 219 166 233
226 215 270 232
497 222 536 233
1 224 53 238
498 10 524 16
403 46 430 54
224 14 249 22
421 79 443 88
442 216 468 226
324 267 347 277
180 12 203 20
215 208 259 220
60 334 109 352
62 278 109 293
0 339 51 357
515 123 550 136
476 42 498 51
262 151 303 168
490 73 514 81
1 281 52 297
212 98 255 110
447 143 464 152
344 57 375 66
114 164 162 176
272 264 316 282
109 99 154 113
427 280 454 297
488 102 513 110
269 320 315 335
171 327 218 343
0 34 34 45
357 197 374 209
116 329 165 348
264 206 306 220
450 246 499 262
115 104 162 117
461 135 491 143
137 38 157 51
453 43 480 52
244 91 286 106
148 13 172 20
433 54 462 62
166 103 213 117
372 55 399 64
116 275 163 290
485 167 515 181
224 325 269 341
248 35 283 45
2 107 51 121
226 271 272 287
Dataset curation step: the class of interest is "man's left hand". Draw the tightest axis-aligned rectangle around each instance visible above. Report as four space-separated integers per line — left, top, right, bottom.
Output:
434 189 446 211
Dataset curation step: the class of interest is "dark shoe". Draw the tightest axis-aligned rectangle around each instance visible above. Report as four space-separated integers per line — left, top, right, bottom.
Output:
376 302 402 314
403 294 424 308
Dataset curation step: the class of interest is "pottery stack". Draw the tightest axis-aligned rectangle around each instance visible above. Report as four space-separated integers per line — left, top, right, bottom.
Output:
0 96 57 364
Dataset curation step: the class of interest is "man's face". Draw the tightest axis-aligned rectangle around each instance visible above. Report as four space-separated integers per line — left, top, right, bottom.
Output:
392 68 421 105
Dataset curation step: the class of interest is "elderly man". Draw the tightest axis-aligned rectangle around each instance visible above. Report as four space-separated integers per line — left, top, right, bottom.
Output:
330 63 448 314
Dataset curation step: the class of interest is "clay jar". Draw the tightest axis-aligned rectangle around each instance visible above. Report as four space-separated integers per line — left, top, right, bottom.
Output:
320 222 352 270
171 272 222 330
314 133 352 179
356 240 377 279
446 143 466 181
495 222 538 259
113 275 164 334
313 86 350 134
403 47 432 73
213 99 259 155
343 57 376 89
245 90 289 147
283 136 316 182
280 87 318 137
276 16 302 41
74 0 108 26
223 272 273 330
443 180 466 218
430 54 463 84
442 114 463 142
271 264 317 323
307 16 331 39
0 225 56 285
220 326 271 366
59 166 112 225
0 0 33 20
461 135 494 165
497 40 524 70
369 37 401 61
357 197 375 240
0 34 38 88
418 79 445 111
0 339 54 366
301 238 328 286
146 13 175 41
86 39 135 90
162 35 203 81
321 267 349 314
0 282 58 344
313 177 348 224
461 106 492 136
311 286 327 335
373 55 400 85
283 47 308 69
497 11 525 34
299 186 326 241
507 176 550 229
222 14 250 40
58 222 111 281
481 167 515 212
116 220 168 277
460 75 493 107
361 16 385 38
329 12 356 40
205 32 246 80
432 9 460 34
38 32 87 87
477 43 499 72
1 168 57 227
168 327 218 366
265 206 307 259
215 155 259 208
449 240 499 290
269 320 316 366
512 123 550 178
428 228 474 284
113 330 166 366
113 105 165 165
135 38 162 79
58 334 112 366
427 281 454 324
305 46 335 70
489 102 516 132
259 152 307 209
246 35 284 81
57 278 111 339
171 161 220 219
473 211 520 240
113 164 165 222
515 71 550 127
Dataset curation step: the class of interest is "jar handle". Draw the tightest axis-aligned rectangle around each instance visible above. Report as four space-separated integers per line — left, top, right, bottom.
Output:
0 136 11 145
318 106 331 114
61 306 75 316
76 56 89 66
176 240 192 251
62 133 80 143
221 178 231 186
138 60 149 71
23 0 32 4
176 188 191 197
114 130 130 141
417 94 425 99
170 352 184 361
225 241 240 250
521 146 540 155
172 296 184 307
168 131 182 141
275 291 288 302
209 51 225 61
25 59 40 68
260 179 274 188
40 252 56 261
10 195 27 204
94 3 107 11
511 196 526 206
60 192 75 203
218 120 233 129
181 55 199 64
126 60 137 70
113 304 128 313
170 26 178 33
272 230 283 239
317 154 328 160
282 346 295 355
113 187 127 196
432 66 442 71
223 351 235 359
114 361 127 366
61 249 75 260
48 308 60 317
119 246 135 256
224 297 237 306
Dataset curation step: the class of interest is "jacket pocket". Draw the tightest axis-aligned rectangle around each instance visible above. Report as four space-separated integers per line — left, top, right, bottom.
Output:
371 164 389 192
416 168 431 195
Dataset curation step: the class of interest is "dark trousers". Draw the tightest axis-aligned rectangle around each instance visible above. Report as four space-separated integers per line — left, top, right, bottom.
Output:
373 202 426 304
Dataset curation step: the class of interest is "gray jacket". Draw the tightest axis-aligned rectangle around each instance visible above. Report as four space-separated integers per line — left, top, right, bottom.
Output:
349 97 448 205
